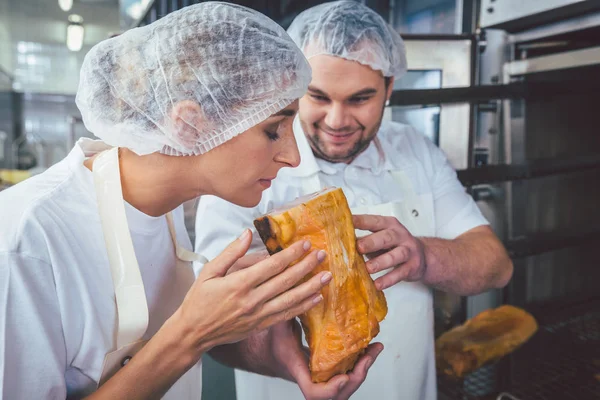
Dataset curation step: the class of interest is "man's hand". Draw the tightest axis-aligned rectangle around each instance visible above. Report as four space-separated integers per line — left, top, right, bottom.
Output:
270 320 383 400
353 214 426 291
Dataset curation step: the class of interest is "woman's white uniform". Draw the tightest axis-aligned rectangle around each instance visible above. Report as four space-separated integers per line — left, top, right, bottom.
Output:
0 139 202 399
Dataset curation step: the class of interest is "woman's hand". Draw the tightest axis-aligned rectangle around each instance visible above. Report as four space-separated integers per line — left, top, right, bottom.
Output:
174 229 332 356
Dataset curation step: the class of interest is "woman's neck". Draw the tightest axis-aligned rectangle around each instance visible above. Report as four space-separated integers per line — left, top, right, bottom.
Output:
86 148 206 217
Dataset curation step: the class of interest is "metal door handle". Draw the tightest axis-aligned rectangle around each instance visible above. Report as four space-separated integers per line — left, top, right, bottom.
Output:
497 393 522 400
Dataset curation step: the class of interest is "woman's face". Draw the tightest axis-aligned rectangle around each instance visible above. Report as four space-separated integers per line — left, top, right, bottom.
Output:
194 101 301 207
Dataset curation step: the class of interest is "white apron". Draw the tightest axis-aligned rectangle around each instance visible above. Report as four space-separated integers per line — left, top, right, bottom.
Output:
93 147 204 399
235 169 437 400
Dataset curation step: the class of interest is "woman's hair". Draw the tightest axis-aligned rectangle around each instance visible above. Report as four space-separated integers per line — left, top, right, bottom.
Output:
76 2 311 156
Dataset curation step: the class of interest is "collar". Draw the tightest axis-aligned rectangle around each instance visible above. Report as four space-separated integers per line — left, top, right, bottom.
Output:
285 117 396 177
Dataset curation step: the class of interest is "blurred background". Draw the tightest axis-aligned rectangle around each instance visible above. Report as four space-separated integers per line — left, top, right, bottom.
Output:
2 1 600 399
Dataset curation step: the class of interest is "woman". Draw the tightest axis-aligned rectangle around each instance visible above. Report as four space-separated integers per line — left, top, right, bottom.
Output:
0 3 332 399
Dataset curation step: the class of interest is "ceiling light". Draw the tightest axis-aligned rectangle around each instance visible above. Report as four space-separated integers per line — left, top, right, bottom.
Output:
66 19 85 52
68 14 83 24
58 0 73 12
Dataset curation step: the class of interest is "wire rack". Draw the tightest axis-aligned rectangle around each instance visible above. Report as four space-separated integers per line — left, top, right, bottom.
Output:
437 304 600 400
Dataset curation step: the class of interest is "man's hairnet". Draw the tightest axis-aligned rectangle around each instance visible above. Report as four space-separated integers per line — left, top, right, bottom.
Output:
287 0 406 79
76 2 311 156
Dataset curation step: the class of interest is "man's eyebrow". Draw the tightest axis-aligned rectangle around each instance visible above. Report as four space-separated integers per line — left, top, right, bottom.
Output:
350 88 378 97
307 85 328 97
308 86 378 98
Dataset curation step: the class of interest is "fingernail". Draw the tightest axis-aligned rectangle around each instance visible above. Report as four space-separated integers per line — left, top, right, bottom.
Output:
317 250 327 262
321 272 332 284
303 241 311 251
313 294 323 304
238 229 250 241
339 380 347 390
365 358 373 370
367 261 378 273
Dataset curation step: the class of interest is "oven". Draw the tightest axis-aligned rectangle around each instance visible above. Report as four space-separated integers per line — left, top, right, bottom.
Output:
426 2 600 398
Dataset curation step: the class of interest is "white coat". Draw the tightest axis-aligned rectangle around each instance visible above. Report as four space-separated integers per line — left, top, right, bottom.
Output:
195 118 488 400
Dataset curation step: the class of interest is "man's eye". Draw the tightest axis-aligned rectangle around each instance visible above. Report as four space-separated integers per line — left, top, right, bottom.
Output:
265 131 280 141
310 94 329 102
349 96 370 104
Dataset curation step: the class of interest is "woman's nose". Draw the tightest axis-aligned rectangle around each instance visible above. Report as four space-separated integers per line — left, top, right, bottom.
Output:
276 130 301 168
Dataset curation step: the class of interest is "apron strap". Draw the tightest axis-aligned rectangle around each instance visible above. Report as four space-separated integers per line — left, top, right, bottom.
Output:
93 148 149 349
165 212 209 264
390 170 422 220
300 164 426 231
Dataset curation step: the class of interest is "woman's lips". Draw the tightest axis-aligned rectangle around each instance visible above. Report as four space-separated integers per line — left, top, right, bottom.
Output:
258 178 275 188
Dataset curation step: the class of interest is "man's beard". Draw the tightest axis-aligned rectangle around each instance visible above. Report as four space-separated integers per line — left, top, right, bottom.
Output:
307 130 373 163
302 114 384 164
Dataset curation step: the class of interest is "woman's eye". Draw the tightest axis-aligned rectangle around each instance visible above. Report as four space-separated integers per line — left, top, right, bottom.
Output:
265 131 280 141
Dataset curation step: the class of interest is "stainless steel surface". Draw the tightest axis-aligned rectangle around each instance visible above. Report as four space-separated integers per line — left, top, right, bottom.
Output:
67 116 84 155
0 131 6 163
498 15 600 314
509 10 600 43
480 0 589 29
0 91 18 169
20 93 92 169
476 29 509 172
401 39 473 170
505 45 600 76
390 0 461 34
391 71 441 145
0 68 11 91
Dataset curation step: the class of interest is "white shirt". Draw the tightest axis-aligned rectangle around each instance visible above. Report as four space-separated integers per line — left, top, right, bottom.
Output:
0 139 202 399
194 118 488 400
195 118 487 260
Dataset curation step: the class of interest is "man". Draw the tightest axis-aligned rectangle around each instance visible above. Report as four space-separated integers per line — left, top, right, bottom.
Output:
194 1 513 399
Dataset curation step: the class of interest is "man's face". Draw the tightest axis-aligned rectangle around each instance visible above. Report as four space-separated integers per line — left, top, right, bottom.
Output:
299 55 393 164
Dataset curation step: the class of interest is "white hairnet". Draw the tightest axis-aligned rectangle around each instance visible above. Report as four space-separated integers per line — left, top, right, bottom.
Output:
287 0 406 79
76 2 311 156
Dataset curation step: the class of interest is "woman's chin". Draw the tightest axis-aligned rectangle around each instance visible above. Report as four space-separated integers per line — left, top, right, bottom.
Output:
224 191 262 208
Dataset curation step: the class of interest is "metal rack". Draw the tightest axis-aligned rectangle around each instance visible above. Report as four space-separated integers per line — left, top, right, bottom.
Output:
438 300 600 400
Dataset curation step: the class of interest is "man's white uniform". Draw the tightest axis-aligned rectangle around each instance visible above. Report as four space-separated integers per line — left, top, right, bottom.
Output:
195 118 489 400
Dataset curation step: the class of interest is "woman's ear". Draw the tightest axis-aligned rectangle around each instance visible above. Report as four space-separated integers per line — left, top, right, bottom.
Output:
170 100 206 150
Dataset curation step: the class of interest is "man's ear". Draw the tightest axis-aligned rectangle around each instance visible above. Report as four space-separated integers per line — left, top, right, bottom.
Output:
170 100 206 150
385 77 395 102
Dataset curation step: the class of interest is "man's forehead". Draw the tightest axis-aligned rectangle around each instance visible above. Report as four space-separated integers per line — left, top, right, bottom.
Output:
303 40 384 74
306 54 385 95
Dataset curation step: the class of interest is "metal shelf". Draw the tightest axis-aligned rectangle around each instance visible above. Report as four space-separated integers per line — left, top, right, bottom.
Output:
505 230 600 260
438 300 600 400
457 155 600 186
389 80 600 107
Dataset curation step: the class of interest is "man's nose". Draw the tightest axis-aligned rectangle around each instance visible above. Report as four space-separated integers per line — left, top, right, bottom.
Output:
323 102 349 130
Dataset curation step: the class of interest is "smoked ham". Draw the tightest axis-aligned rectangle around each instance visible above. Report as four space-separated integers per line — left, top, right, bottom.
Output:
435 305 538 378
254 187 387 382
